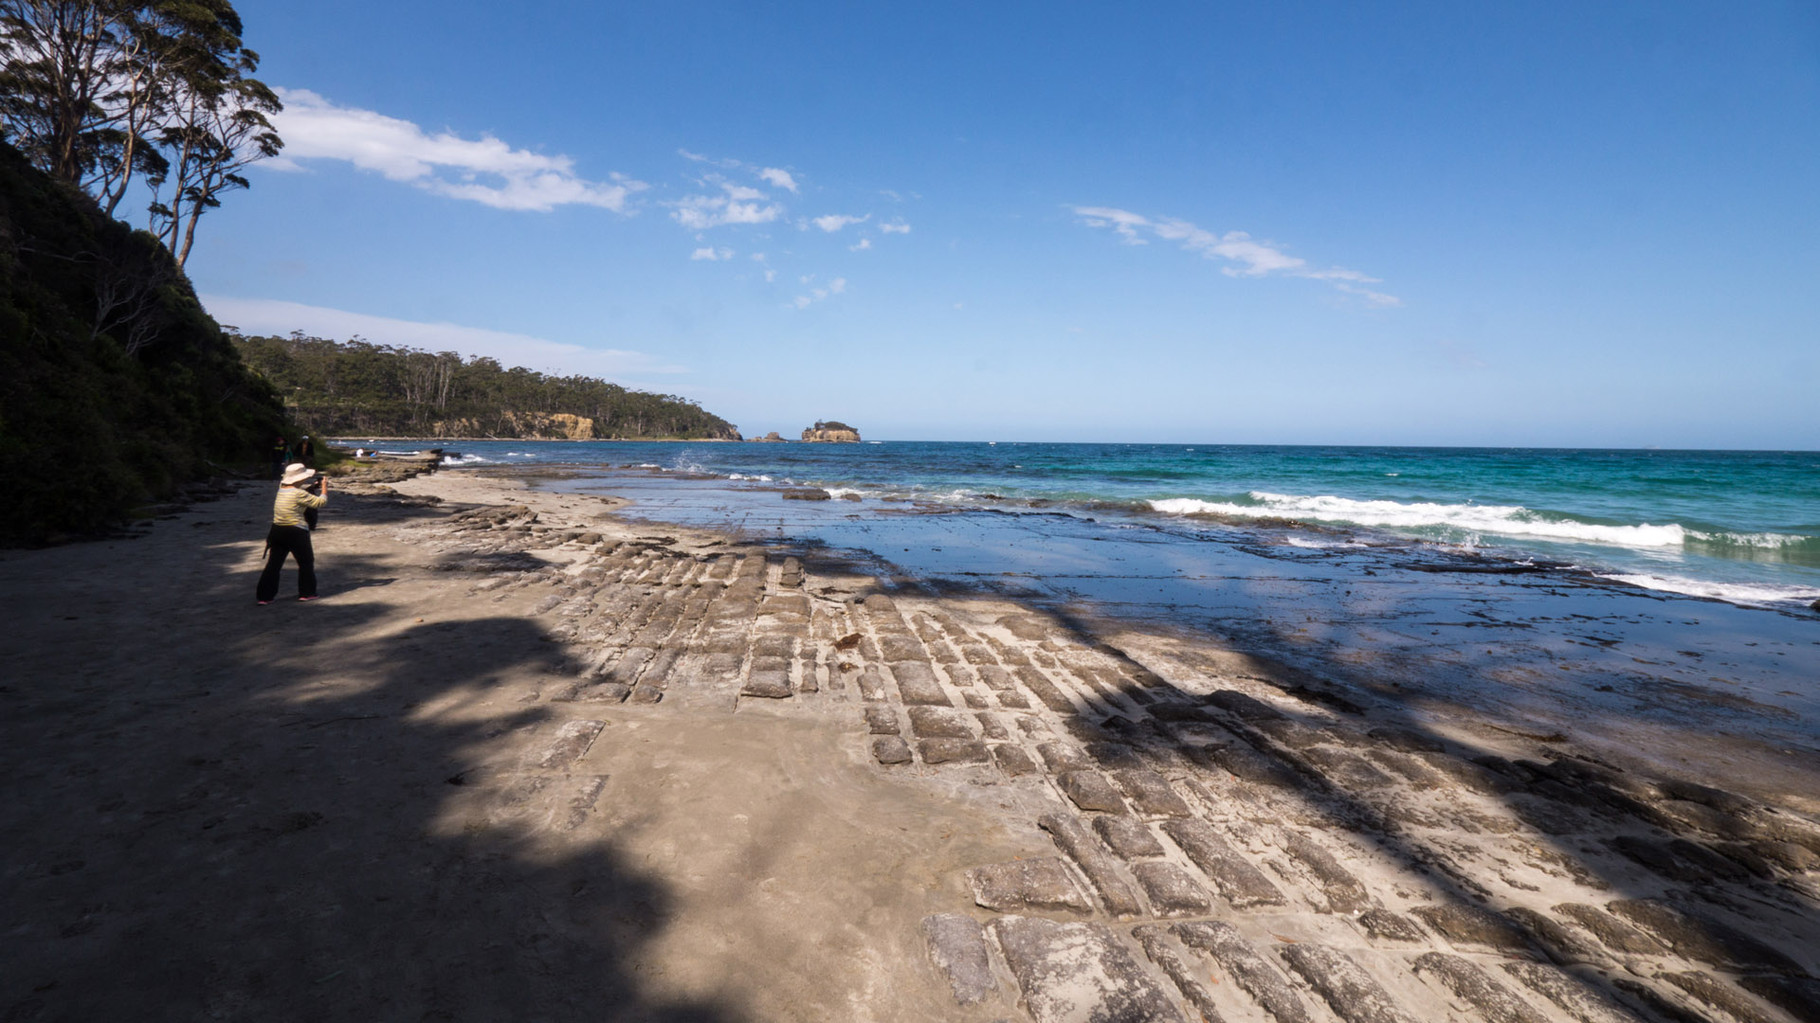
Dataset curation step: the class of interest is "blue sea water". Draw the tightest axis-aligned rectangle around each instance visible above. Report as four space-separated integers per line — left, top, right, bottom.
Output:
418 440 1820 609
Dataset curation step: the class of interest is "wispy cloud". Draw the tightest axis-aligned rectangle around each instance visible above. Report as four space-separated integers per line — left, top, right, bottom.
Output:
811 213 869 233
758 167 798 192
1072 205 1399 306
267 89 645 212
690 246 734 261
202 295 688 377
879 220 912 234
669 178 783 229
849 238 872 252
791 276 847 309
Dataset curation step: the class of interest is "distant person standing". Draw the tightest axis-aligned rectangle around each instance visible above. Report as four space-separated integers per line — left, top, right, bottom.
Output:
257 463 328 604
297 435 315 465
270 435 290 479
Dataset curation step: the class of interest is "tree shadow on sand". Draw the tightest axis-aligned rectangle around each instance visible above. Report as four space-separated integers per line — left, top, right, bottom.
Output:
1 496 742 1023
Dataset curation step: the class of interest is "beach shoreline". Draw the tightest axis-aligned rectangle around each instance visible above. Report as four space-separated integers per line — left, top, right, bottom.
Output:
5 463 1818 1021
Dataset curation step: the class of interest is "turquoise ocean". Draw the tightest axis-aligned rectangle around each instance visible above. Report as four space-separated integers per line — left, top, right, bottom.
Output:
424 441 1820 611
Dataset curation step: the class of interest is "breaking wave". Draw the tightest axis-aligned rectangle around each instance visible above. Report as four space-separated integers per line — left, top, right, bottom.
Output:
1148 492 1811 553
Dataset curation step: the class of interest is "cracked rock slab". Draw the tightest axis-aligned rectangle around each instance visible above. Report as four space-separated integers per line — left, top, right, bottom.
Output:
921 913 997 1007
1280 943 1422 1023
1413 953 1550 1023
1172 920 1310 1023
1093 816 1166 859
991 916 1187 1023
1409 902 1532 953
1038 814 1143 917
1130 861 1213 916
920 738 990 764
1161 819 1286 908
908 705 976 739
1111 769 1192 817
969 858 1092 913
1058 770 1128 813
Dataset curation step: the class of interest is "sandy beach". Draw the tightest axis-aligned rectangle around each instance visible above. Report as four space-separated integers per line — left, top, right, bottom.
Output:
4 465 1818 1023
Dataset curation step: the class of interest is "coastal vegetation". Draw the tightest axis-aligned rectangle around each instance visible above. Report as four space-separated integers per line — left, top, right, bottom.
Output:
231 333 741 440
0 0 283 266
0 139 284 544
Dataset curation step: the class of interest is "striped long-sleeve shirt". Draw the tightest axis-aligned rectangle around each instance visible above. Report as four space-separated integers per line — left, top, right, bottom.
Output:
271 486 326 527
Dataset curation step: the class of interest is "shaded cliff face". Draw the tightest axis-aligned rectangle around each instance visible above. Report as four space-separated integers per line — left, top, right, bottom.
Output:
802 426 862 443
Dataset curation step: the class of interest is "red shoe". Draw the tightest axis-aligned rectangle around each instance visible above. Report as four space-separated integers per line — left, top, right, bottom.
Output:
257 600 271 605
298 595 319 601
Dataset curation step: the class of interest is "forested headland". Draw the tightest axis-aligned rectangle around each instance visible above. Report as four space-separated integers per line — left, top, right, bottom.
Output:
233 334 741 441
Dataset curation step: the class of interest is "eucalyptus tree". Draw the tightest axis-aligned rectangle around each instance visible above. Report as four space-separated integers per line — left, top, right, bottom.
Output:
0 0 281 264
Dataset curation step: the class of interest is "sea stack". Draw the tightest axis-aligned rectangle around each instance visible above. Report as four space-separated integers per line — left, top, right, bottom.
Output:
802 421 861 443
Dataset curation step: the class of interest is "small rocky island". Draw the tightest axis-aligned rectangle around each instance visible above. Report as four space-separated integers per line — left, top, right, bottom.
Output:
802 420 861 443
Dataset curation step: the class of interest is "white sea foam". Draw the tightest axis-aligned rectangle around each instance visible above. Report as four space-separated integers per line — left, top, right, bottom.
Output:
1149 492 1691 549
1602 573 1820 607
727 473 774 482
440 453 491 465
1686 529 1812 549
825 487 867 500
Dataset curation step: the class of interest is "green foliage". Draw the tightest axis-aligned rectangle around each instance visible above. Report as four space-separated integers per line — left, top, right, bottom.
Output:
812 420 854 432
232 334 741 441
0 0 282 265
0 138 283 544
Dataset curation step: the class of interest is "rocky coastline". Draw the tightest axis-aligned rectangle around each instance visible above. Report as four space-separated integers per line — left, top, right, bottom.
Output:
3 463 1816 1021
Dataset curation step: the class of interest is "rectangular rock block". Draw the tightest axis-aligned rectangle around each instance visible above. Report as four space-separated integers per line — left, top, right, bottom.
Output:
889 661 952 706
991 916 1186 1023
908 705 976 739
991 744 1039 777
1112 769 1192 817
1131 925 1224 1023
1172 920 1311 1023
1279 943 1421 1023
1161 819 1286 908
1038 813 1142 917
741 668 792 699
1412 953 1549 1023
1131 861 1213 917
919 739 989 764
1094 816 1166 860
1015 666 1078 712
921 914 996 1007
864 705 899 735
1279 831 1371 914
969 858 1091 913
1059 770 1128 814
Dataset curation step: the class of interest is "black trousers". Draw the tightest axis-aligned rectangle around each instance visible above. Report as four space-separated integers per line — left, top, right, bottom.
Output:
257 525 316 601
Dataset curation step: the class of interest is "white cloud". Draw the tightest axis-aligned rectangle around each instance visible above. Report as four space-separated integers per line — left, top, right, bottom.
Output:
202 295 688 377
791 276 847 309
690 246 734 261
758 167 798 192
879 220 912 234
1072 205 1399 305
670 178 783 229
267 89 645 212
811 213 869 232
764 269 777 282
850 238 872 252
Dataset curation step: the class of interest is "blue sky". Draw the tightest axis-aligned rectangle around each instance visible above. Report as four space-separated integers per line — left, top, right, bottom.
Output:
192 1 1818 447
